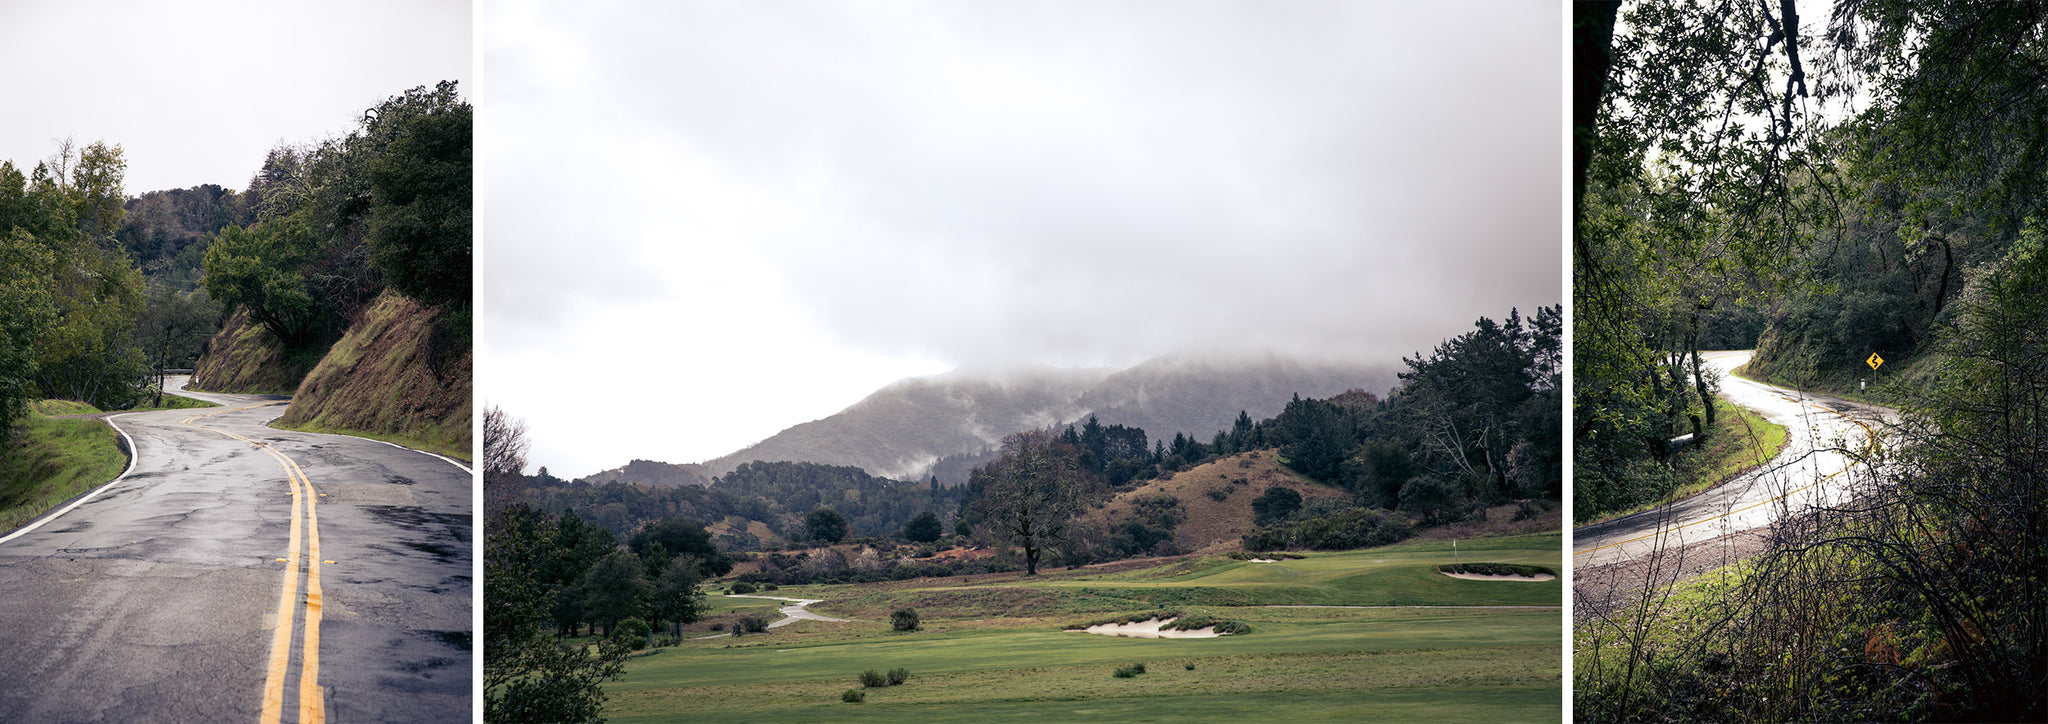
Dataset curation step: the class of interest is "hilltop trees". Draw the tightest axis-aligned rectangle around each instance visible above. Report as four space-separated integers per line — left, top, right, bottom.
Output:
805 507 850 544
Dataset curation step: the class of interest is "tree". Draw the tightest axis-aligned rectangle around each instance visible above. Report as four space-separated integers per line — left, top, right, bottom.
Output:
580 549 649 637
649 555 706 636
891 607 920 632
968 431 1096 575
628 518 732 578
1250 486 1303 528
365 81 472 311
901 511 943 543
482 405 530 530
484 506 629 723
0 225 57 442
805 506 849 544
133 286 220 404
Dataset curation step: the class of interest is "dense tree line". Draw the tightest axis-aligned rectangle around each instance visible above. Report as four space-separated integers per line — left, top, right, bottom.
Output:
202 81 471 366
517 460 971 550
0 140 153 428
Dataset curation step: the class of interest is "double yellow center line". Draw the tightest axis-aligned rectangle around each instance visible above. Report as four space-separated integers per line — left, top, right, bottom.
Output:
181 403 325 724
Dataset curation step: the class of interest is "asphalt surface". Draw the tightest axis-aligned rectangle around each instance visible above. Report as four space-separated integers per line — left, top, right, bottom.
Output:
0 377 471 723
1572 351 1895 570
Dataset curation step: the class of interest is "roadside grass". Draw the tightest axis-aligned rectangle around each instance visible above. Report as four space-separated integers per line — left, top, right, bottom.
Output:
1578 398 1788 526
277 421 471 462
605 538 1561 722
0 402 129 533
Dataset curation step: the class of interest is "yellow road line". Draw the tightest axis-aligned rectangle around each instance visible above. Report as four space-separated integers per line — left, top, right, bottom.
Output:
178 403 323 723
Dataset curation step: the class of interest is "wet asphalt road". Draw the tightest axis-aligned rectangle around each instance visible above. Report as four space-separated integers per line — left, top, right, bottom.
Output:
1573 350 1896 569
0 378 471 723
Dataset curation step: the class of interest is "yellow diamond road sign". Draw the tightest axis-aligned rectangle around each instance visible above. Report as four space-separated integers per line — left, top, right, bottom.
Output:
1867 352 1884 370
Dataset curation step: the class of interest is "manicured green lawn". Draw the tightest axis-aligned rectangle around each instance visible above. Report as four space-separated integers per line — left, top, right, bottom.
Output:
604 538 1561 722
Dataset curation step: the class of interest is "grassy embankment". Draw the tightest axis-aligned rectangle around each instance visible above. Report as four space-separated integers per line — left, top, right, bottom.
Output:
602 534 1561 723
0 395 218 533
273 292 471 461
1577 397 1788 527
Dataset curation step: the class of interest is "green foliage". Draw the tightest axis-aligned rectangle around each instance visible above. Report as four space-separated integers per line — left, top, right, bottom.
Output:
902 510 944 543
1242 506 1415 552
628 517 732 577
581 549 649 634
887 667 911 685
891 607 920 632
805 506 849 544
1112 662 1147 678
612 618 651 650
858 669 888 688
841 688 865 703
365 81 472 311
483 506 631 723
1250 486 1302 527
729 581 757 595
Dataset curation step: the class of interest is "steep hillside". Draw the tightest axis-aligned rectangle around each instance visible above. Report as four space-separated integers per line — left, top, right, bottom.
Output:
695 355 1394 481
1085 450 1348 553
272 291 471 460
188 307 316 395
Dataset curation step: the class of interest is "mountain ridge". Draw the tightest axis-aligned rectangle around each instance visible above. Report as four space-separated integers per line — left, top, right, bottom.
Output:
590 353 1396 486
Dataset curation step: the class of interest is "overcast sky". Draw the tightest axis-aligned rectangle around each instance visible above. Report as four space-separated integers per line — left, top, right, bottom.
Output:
480 0 1563 479
0 1 469 195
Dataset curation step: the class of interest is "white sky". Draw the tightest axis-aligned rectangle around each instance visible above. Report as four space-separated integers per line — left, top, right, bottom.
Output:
0 1 470 194
484 0 1565 479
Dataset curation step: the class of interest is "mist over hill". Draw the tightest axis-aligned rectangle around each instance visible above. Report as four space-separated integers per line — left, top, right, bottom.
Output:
660 354 1396 483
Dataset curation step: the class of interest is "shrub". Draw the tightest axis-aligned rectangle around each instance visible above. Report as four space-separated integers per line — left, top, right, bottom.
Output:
859 670 888 688
891 607 920 632
841 689 865 703
1184 662 1196 670
887 667 910 685
1206 487 1232 502
738 614 771 633
730 581 758 595
612 618 651 649
1112 662 1147 678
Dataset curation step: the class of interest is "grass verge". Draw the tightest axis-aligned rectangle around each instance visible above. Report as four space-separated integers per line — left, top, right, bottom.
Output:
0 403 128 534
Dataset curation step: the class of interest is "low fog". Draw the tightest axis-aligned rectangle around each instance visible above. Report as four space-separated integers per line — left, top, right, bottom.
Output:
479 0 1562 477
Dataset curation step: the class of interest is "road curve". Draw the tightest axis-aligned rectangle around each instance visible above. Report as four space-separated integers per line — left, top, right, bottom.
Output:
1572 351 1895 570
0 377 471 723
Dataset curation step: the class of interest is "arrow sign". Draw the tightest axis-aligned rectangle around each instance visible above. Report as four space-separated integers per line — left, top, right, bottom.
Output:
1867 352 1884 370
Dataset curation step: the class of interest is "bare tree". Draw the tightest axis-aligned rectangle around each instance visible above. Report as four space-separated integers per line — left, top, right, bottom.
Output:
483 404 530 530
969 430 1095 575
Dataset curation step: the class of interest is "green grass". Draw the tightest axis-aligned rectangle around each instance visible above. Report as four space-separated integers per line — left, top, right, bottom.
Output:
603 538 1561 722
130 391 218 412
0 403 129 534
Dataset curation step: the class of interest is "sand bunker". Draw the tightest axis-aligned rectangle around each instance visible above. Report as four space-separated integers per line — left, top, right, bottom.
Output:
1072 617 1222 639
1439 571 1556 582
